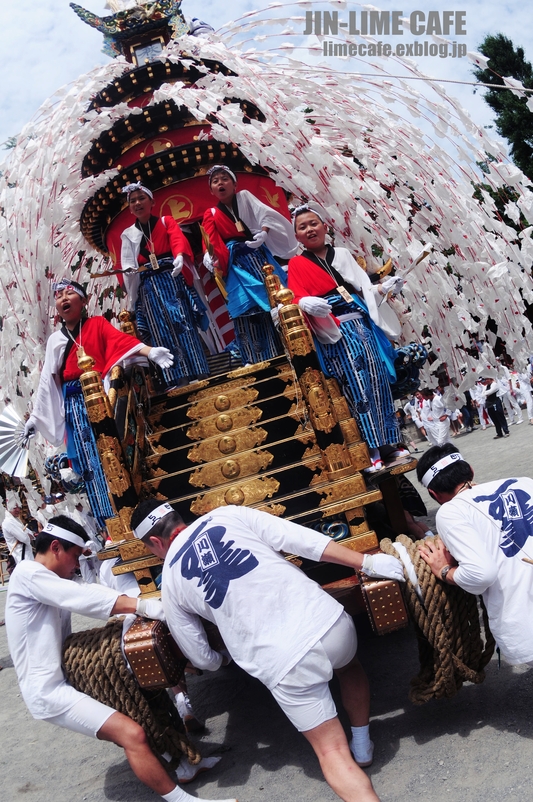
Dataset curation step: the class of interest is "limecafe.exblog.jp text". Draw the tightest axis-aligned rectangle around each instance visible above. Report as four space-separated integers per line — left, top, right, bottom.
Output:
304 10 468 59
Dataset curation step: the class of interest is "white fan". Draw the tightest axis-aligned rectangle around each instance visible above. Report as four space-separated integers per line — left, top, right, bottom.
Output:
0 405 30 478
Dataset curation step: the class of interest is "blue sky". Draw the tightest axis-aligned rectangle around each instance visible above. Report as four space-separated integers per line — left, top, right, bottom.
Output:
0 1 531 150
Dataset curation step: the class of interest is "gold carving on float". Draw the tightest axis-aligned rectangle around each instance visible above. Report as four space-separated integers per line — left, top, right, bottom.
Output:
119 539 153 561
340 418 362 445
216 414 233 432
339 531 379 553
347 518 371 537
276 288 314 358
148 466 167 478
319 488 383 517
167 380 209 397
214 395 231 411
318 473 367 506
186 387 259 420
189 376 256 400
189 450 274 489
190 477 280 515
323 443 356 480
299 368 336 433
118 310 137 338
221 460 240 479
105 515 127 542
224 487 245 506
256 503 286 517
348 442 371 471
118 505 135 532
187 428 268 464
113 558 159 575
228 361 271 378
301 443 321 460
187 407 263 440
263 263 283 307
97 434 132 495
282 382 298 401
218 436 237 455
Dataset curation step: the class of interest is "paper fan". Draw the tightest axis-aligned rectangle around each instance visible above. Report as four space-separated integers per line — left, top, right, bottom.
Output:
0 405 30 478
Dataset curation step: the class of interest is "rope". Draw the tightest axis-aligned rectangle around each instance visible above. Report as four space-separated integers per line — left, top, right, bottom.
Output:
380 535 495 705
62 620 201 768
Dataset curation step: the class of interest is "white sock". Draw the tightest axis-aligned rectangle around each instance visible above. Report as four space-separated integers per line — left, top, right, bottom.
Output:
350 724 373 762
162 782 237 802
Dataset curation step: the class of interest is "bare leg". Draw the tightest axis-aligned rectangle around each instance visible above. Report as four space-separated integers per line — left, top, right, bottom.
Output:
302 717 379 802
98 711 175 794
334 655 370 728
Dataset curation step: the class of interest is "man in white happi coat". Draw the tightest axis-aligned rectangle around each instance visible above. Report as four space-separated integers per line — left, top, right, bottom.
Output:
2 496 34 564
5 515 236 802
417 444 533 667
133 500 406 802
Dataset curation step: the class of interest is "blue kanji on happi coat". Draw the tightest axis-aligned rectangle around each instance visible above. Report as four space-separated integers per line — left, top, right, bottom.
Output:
169 517 259 608
473 479 533 558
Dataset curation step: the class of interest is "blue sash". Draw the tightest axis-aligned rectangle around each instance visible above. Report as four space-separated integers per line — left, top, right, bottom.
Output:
225 241 286 318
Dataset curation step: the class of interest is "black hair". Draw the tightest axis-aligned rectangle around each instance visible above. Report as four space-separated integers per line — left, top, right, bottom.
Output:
131 499 184 544
34 514 90 554
416 443 474 495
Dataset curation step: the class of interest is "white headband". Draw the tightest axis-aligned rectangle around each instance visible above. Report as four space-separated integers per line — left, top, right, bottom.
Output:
207 165 237 184
421 453 465 488
122 182 154 200
292 204 326 224
42 522 86 549
133 503 174 539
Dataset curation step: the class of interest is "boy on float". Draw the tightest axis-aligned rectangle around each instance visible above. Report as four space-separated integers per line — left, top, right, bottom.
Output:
121 182 210 388
201 165 298 364
287 205 404 472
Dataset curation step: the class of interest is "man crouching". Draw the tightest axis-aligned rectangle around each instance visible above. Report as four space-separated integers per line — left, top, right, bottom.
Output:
132 501 406 802
5 515 236 802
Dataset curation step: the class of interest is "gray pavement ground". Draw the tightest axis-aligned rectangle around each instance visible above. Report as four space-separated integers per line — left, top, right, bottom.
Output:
2 419 533 802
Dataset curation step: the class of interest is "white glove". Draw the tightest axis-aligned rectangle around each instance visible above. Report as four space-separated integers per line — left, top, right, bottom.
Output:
23 419 36 442
171 254 184 277
245 230 268 249
148 346 174 369
299 296 332 318
381 276 405 296
203 252 216 272
136 597 166 621
362 553 405 582
270 305 280 327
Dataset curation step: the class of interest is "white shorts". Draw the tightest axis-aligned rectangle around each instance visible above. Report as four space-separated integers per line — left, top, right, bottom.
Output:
45 695 116 738
271 611 358 733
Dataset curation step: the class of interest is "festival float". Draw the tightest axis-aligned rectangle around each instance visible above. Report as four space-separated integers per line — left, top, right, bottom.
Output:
1 0 532 704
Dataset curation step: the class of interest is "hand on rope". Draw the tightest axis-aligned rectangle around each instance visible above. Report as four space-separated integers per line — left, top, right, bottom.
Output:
418 537 456 581
148 347 174 369
245 230 268 249
361 553 405 582
299 295 332 318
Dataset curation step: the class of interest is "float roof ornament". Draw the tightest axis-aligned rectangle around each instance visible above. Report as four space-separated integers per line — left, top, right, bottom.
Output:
70 1 187 57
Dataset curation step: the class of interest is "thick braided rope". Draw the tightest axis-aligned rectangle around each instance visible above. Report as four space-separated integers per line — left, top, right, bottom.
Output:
380 535 495 705
62 620 201 767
